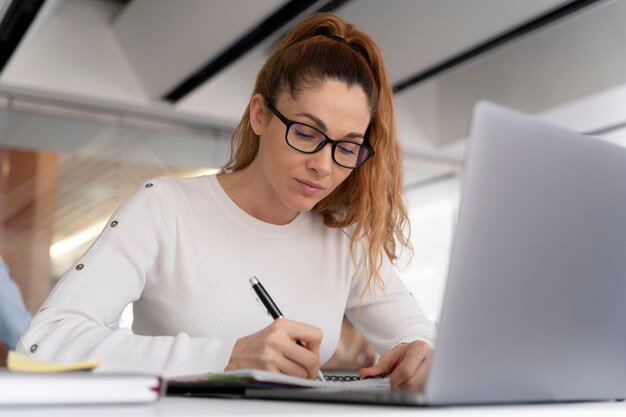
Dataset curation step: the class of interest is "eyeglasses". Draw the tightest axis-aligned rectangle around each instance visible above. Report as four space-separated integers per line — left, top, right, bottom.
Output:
265 97 375 169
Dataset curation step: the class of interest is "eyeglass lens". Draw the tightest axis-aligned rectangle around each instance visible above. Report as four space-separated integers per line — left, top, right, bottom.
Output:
287 123 368 168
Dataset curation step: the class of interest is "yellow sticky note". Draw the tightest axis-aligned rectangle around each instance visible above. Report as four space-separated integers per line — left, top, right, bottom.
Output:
7 351 101 373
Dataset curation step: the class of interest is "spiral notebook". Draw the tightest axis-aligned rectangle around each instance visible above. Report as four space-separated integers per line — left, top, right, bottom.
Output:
167 369 389 397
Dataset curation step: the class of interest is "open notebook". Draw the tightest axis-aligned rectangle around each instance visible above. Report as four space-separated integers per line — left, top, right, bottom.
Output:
167 369 390 397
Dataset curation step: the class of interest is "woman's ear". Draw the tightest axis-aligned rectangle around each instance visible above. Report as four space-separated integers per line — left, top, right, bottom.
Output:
249 94 268 136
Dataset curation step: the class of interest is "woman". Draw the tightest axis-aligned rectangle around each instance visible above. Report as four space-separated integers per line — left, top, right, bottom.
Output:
18 13 436 391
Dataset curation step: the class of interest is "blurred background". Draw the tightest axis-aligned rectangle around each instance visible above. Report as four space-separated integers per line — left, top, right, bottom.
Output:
0 0 625 337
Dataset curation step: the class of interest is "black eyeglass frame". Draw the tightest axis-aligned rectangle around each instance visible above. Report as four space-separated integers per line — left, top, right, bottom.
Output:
264 97 375 169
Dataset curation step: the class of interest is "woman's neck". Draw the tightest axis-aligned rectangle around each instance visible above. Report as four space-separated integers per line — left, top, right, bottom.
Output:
216 167 300 225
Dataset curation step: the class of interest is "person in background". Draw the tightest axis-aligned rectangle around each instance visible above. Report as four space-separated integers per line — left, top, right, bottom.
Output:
0 255 32 351
18 13 436 391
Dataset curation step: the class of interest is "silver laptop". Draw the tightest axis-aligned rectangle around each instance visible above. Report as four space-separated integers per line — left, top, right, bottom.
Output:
249 101 626 406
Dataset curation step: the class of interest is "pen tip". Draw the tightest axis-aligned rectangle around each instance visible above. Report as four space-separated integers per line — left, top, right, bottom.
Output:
249 276 259 285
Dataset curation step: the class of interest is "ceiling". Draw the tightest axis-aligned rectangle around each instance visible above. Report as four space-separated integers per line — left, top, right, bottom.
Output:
1 0 625 173
0 0 573 121
2 0 626 278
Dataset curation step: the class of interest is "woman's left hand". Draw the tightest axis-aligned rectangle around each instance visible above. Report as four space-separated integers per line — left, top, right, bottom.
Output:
358 340 432 391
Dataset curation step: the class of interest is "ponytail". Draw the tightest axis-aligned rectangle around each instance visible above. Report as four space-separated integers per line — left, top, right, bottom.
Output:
224 13 411 299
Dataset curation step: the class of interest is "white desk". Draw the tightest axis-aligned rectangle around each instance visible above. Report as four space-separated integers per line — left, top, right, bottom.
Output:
1 396 625 417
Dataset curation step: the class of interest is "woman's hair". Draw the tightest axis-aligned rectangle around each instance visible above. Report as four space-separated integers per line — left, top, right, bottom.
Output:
223 13 411 297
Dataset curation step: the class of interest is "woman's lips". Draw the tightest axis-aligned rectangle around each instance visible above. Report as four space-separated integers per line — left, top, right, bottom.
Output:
295 179 324 196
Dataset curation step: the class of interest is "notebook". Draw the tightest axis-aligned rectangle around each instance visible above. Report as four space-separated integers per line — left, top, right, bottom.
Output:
2 351 162 405
167 369 389 397
0 370 162 405
245 101 626 406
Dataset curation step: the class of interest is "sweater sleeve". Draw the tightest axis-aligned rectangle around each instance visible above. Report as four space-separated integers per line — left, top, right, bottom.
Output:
344 249 437 354
16 178 237 377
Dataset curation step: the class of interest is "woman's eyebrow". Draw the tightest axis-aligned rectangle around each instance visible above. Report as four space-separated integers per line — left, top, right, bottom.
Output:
296 112 365 139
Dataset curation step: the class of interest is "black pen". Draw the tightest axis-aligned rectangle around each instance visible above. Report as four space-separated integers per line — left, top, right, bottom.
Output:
249 276 326 382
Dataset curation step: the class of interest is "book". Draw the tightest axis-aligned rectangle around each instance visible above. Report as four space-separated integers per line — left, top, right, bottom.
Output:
0 370 163 405
1 352 161 405
167 369 390 397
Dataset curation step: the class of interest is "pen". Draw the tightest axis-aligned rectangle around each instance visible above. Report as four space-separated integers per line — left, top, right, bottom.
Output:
249 276 326 382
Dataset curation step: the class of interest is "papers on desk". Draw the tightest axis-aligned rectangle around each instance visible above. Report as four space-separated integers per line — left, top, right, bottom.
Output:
1 351 161 405
167 369 390 397
7 350 100 372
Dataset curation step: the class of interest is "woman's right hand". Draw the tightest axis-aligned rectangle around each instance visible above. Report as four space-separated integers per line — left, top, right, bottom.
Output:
224 318 323 379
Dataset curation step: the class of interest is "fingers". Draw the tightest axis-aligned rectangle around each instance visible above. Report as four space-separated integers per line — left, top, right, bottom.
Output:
269 318 323 379
249 342 311 379
389 356 429 391
358 346 402 379
275 318 323 357
225 318 324 379
271 354 312 379
358 341 432 391
278 339 320 379
358 363 387 379
388 342 431 391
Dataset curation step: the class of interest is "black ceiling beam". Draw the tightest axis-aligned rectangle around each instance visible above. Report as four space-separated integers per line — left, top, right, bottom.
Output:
164 0 353 103
0 0 45 73
393 0 604 94
316 0 353 13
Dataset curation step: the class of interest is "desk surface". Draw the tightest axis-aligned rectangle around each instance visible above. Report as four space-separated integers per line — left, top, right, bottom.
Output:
1 396 626 417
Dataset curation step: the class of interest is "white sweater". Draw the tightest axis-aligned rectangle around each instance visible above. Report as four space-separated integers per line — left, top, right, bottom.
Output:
18 175 436 377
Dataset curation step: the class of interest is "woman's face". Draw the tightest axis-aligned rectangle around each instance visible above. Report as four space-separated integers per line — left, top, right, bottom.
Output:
250 80 371 216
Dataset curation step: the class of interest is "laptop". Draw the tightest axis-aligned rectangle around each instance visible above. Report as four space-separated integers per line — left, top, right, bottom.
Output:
248 101 626 406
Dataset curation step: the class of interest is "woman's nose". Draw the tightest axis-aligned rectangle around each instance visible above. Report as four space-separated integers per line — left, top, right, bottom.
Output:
307 143 333 175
